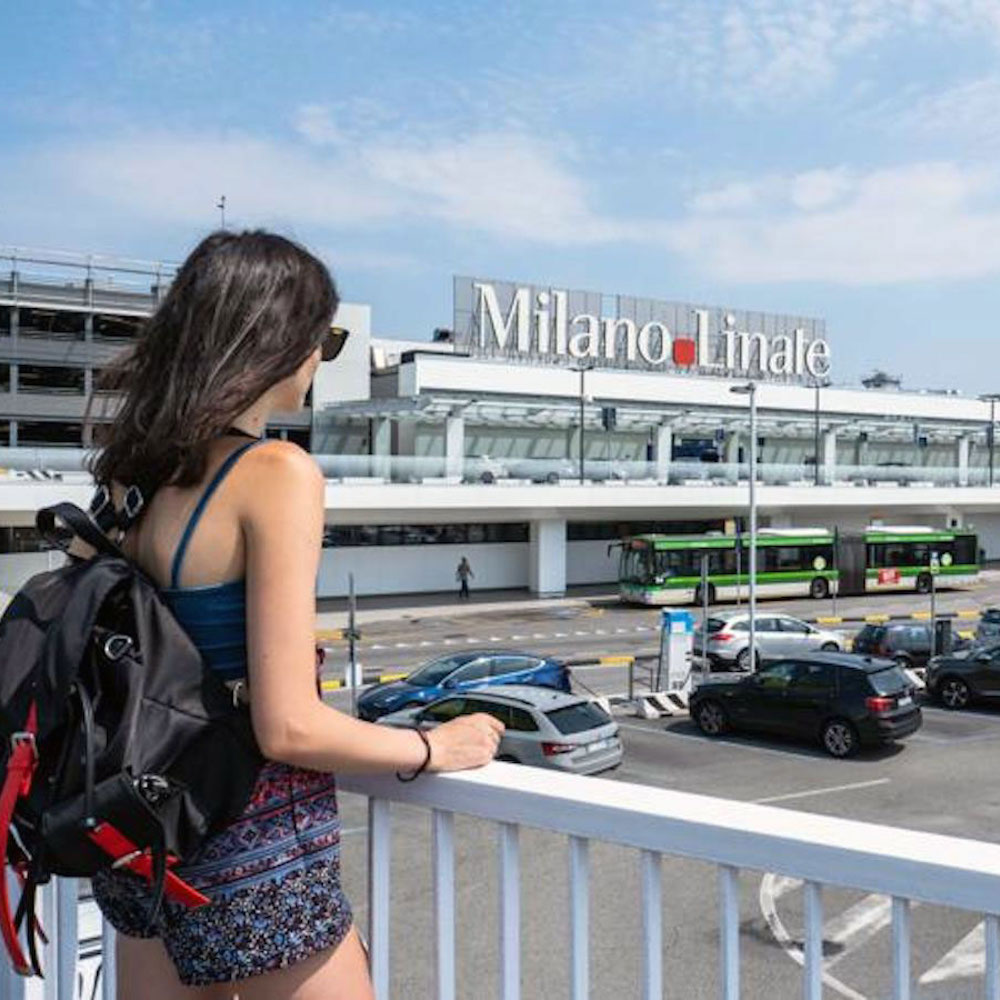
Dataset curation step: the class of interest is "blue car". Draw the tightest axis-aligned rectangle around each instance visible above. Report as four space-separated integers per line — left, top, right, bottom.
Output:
356 650 571 721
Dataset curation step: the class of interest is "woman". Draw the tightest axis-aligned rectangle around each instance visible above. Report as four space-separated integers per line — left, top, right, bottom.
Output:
84 230 503 999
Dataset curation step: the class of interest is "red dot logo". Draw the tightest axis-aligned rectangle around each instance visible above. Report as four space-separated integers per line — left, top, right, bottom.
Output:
673 337 697 367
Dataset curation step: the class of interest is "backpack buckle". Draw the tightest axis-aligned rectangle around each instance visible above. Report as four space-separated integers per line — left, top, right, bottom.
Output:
9 732 36 764
103 634 134 661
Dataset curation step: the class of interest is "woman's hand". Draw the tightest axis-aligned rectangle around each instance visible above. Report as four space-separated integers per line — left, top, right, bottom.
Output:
426 713 505 772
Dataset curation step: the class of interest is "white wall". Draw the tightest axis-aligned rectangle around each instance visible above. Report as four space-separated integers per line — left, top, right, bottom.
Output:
317 542 530 597
567 540 619 585
967 514 1000 560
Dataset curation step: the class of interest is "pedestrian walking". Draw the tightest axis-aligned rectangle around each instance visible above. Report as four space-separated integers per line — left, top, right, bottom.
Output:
457 556 474 600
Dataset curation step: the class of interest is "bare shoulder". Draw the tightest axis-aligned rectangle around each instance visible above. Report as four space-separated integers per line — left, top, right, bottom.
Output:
237 440 324 519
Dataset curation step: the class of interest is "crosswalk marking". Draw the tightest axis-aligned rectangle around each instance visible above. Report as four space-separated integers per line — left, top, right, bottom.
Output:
919 921 983 984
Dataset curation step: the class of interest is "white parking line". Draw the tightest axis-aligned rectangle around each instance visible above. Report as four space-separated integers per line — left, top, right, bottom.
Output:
753 779 890 805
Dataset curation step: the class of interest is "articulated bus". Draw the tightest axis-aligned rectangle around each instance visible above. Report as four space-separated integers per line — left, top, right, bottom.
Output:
616 526 980 605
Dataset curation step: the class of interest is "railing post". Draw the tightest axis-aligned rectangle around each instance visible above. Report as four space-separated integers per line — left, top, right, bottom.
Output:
499 823 521 1000
986 914 999 999
569 836 589 1000
55 878 78 1000
640 850 662 1000
102 913 117 1000
433 810 455 1000
368 798 392 1000
803 881 822 1000
0 871 25 1000
718 865 740 1000
892 896 911 1000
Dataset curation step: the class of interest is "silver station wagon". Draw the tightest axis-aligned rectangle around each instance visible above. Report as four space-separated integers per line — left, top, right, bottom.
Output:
377 684 623 775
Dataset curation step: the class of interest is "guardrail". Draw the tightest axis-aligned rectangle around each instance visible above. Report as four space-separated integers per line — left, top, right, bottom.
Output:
14 762 1000 998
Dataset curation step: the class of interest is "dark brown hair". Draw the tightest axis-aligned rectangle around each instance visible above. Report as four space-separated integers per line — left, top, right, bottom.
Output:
87 230 338 496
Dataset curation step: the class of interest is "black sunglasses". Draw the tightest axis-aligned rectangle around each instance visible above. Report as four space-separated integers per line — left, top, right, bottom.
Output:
321 326 349 362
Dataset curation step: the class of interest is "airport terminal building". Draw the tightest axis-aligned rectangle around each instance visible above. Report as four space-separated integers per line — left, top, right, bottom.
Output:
2 249 1000 599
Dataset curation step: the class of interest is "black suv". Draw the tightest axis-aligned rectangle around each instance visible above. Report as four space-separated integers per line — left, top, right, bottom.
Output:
690 652 922 757
852 623 935 669
926 642 1000 709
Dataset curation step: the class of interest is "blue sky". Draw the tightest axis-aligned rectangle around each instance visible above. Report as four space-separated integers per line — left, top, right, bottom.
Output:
3 0 1000 391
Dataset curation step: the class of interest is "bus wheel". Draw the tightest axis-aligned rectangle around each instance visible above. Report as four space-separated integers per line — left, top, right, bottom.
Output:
694 583 716 606
809 577 830 600
916 573 933 595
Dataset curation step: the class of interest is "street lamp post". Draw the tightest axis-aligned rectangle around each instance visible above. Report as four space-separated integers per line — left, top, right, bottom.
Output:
730 381 758 671
982 394 1000 487
571 361 594 484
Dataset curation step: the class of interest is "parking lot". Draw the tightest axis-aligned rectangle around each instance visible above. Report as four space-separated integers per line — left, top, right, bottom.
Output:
326 576 1000 998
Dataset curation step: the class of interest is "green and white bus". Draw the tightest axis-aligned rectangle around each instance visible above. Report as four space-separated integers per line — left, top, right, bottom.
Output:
617 525 979 605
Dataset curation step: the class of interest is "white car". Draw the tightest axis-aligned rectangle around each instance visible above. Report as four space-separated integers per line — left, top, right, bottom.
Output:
692 611 843 671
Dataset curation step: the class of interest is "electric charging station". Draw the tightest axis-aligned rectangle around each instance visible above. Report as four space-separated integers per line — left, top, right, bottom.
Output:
657 609 695 695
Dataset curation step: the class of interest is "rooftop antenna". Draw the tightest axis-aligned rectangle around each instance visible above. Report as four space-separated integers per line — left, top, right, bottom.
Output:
217 195 227 230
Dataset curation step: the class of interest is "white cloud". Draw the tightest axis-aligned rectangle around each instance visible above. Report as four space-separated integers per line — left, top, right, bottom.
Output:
669 161 1000 283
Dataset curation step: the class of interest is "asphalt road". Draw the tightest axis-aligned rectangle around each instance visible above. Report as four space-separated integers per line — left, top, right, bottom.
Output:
333 703 1000 999
319 575 1000 683
323 577 1000 999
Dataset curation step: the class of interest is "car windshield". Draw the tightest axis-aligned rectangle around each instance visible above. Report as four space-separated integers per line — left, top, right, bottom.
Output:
867 666 909 695
407 654 475 686
546 702 612 734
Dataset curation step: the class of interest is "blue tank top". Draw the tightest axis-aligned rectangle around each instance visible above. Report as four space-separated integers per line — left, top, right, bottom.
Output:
161 439 263 681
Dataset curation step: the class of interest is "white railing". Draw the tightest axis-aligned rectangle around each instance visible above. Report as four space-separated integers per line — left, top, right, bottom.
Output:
9 762 1000 998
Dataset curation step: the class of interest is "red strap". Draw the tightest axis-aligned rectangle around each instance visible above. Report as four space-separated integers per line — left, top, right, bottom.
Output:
87 824 210 909
0 703 38 975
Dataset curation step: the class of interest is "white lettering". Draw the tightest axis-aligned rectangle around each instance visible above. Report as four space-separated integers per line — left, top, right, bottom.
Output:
601 317 637 361
552 290 568 355
768 335 793 376
794 328 807 374
568 314 600 358
475 283 530 352
805 339 831 378
725 330 769 373
694 309 719 369
534 291 551 354
637 321 670 365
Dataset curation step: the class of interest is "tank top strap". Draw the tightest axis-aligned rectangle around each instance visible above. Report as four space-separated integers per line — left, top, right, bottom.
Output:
169 439 265 589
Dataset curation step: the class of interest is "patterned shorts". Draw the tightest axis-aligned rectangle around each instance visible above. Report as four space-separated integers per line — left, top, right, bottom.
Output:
92 762 354 986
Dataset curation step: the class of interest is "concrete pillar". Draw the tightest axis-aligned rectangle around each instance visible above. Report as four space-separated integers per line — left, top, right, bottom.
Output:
822 429 837 485
9 306 17 344
445 415 465 480
372 417 391 478
957 435 970 486
854 433 869 469
9 364 17 394
529 519 566 597
9 421 17 447
724 430 740 482
653 423 672 482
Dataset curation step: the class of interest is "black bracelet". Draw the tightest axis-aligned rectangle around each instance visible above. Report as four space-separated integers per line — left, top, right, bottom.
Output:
396 727 432 782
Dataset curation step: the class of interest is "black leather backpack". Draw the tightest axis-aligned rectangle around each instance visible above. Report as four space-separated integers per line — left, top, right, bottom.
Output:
0 498 263 976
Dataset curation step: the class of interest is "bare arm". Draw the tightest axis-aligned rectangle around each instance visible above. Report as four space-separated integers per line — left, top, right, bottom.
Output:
243 443 501 773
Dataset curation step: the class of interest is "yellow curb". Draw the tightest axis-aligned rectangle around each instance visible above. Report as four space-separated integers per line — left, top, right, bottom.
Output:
959 630 975 639
815 616 843 624
864 614 890 623
379 672 409 682
599 655 635 667
910 611 932 620
956 610 980 619
320 679 343 691
316 629 343 641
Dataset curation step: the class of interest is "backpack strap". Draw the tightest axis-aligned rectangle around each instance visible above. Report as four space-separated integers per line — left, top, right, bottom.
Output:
0 701 38 975
169 439 264 589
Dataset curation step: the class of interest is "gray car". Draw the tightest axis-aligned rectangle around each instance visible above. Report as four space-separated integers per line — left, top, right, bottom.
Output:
377 684 623 775
693 611 844 671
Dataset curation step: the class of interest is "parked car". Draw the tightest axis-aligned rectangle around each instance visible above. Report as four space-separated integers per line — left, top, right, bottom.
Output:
975 608 1000 643
377 685 622 774
926 641 1000 709
692 611 844 671
851 622 967 670
356 650 571 721
689 652 921 758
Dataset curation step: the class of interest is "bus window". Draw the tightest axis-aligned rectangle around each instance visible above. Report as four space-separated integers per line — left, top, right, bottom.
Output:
953 535 977 565
622 547 652 583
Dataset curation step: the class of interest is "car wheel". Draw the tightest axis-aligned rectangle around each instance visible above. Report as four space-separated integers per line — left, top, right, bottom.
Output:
695 700 728 736
939 676 971 710
820 641 839 652
810 577 830 600
821 718 859 758
735 647 757 671
694 583 717 607
916 573 933 595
